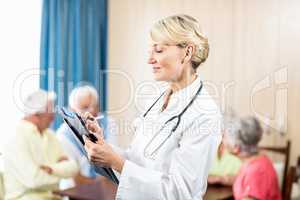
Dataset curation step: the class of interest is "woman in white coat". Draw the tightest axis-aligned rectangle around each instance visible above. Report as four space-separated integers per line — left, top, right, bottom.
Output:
84 14 222 200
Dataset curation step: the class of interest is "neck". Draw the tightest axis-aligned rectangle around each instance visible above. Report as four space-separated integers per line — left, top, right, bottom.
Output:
239 152 260 162
23 116 43 134
169 70 197 93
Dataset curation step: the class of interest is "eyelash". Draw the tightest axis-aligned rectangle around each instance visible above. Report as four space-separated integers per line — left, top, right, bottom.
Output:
155 50 163 53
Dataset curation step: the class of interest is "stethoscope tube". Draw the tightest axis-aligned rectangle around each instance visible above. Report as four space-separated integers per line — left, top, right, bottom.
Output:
143 81 203 158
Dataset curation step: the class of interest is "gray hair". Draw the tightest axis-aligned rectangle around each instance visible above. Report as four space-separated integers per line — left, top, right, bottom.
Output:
68 85 99 110
23 89 56 116
225 116 263 155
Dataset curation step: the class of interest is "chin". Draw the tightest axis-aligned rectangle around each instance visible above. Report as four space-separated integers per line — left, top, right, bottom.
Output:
153 73 166 81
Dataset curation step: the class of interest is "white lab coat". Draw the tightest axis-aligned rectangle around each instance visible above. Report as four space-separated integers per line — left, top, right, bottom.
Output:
115 76 222 200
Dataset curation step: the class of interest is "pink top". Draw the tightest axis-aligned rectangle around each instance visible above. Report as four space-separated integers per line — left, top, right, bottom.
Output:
233 154 281 200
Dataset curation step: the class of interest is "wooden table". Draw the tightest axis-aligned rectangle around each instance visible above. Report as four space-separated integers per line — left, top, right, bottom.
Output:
54 176 117 200
204 184 233 200
55 177 232 200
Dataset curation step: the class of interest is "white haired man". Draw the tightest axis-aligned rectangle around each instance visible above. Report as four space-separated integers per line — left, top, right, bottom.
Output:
56 85 118 188
2 90 79 200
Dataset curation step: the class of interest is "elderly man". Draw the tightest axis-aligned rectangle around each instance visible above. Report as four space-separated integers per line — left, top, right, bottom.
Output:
56 85 118 188
2 90 79 200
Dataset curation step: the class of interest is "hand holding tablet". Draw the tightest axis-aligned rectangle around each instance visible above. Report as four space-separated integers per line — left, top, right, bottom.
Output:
58 107 119 184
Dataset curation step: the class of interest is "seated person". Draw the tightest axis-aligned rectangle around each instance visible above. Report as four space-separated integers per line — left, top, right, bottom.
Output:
223 116 281 200
56 85 118 188
208 139 242 186
2 90 78 200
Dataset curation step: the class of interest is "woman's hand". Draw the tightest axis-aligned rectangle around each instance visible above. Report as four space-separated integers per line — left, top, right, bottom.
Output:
207 175 222 184
208 175 235 186
83 112 104 139
83 131 125 173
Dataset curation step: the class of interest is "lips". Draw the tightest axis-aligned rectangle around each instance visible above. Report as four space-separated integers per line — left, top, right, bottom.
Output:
152 66 161 73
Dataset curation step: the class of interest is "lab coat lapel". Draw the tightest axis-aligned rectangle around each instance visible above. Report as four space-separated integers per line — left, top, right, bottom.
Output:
144 76 202 159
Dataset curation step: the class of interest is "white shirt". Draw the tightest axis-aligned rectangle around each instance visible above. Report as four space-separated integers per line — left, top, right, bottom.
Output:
2 120 78 199
115 76 222 200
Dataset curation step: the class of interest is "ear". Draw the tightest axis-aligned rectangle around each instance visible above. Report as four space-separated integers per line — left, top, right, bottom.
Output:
186 44 195 60
232 144 241 155
181 45 195 64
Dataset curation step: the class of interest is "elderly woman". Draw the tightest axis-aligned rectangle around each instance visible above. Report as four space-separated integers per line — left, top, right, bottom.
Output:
83 14 222 199
223 116 281 200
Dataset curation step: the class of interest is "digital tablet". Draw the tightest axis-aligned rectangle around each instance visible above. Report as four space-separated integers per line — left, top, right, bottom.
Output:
58 107 119 184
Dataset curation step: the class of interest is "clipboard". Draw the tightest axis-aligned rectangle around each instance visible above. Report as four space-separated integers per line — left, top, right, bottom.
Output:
58 107 119 184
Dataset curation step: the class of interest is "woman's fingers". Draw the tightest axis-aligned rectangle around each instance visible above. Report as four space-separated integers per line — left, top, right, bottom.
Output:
85 117 104 139
93 132 104 144
84 135 102 157
82 112 105 140
83 135 93 148
83 112 94 121
83 136 111 167
86 120 102 133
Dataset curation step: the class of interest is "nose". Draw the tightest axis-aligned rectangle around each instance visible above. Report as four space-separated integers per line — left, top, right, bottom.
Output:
147 56 156 64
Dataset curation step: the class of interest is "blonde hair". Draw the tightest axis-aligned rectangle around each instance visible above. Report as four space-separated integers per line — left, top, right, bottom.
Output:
150 14 209 69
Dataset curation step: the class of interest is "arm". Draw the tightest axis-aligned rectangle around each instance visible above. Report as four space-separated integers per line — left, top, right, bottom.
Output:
238 166 268 200
208 174 236 186
46 136 79 178
242 197 257 200
3 136 59 189
74 173 96 185
47 159 79 178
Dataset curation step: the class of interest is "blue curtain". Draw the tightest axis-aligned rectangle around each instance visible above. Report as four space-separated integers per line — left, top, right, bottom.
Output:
40 0 108 129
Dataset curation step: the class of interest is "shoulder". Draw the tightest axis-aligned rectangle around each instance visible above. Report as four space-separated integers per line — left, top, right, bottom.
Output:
195 87 221 116
244 156 275 177
191 88 222 127
45 128 62 144
14 121 37 143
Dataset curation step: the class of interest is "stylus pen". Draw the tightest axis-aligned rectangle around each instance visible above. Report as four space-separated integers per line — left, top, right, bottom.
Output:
86 115 104 121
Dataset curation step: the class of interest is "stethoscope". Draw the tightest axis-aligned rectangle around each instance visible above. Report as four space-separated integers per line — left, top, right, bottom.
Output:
143 81 203 159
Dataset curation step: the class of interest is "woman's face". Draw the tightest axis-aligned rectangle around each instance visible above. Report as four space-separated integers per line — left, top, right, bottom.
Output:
148 42 186 82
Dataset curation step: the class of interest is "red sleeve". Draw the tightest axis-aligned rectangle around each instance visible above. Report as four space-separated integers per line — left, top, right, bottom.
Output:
241 167 267 200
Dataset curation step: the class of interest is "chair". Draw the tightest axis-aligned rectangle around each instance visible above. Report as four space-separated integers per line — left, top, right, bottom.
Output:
296 156 300 181
259 140 291 198
283 158 300 200
283 166 296 200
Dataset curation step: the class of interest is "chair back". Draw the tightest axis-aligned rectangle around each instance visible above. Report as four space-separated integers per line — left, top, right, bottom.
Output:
284 166 296 200
282 155 300 200
259 140 291 198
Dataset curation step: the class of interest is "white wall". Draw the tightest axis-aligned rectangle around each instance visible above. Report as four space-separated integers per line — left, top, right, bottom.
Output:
0 0 42 151
108 0 300 164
